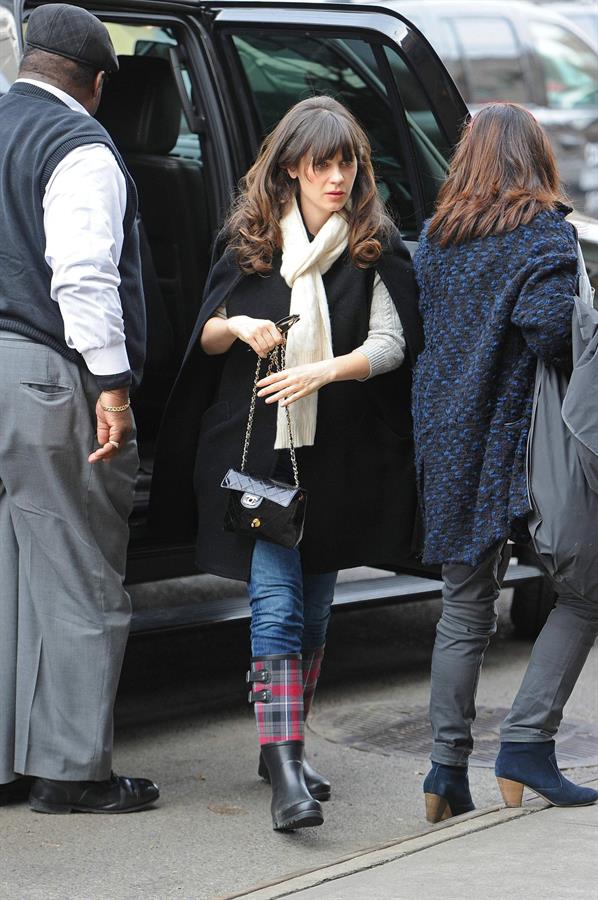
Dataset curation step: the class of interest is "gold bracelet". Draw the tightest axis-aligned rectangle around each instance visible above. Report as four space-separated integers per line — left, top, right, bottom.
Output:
100 399 131 412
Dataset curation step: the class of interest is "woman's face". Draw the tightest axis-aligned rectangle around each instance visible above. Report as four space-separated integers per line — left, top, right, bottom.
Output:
287 150 358 224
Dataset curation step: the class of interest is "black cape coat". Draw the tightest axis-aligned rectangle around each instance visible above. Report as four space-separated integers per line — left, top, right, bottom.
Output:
149 225 424 580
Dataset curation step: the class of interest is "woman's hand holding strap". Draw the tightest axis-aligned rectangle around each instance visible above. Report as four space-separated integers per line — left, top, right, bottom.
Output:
228 316 284 358
201 314 284 357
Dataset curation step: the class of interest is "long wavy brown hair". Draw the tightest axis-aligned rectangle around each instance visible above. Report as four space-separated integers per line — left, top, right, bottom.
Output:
225 95 392 274
428 103 569 247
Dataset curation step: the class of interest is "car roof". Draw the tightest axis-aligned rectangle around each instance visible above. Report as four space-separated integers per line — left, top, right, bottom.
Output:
87 0 418 16
548 2 597 11
376 0 598 40
140 0 404 7
123 0 432 35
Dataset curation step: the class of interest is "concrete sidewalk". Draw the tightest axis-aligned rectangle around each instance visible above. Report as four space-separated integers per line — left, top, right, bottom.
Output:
228 784 598 900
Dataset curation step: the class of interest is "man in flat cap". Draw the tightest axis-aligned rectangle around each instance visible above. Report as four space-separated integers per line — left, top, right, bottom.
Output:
0 4 158 813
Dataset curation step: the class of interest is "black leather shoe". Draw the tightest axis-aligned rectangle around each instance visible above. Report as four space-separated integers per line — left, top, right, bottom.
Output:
29 772 159 814
0 776 33 806
260 740 323 831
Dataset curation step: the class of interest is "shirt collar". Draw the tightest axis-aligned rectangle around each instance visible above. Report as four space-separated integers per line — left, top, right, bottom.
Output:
15 78 89 117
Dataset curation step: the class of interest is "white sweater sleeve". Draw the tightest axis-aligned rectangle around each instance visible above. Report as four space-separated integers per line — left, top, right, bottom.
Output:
356 273 405 379
215 279 405 380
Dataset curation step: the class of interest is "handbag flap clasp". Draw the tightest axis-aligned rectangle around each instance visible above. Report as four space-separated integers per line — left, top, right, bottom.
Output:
221 469 303 508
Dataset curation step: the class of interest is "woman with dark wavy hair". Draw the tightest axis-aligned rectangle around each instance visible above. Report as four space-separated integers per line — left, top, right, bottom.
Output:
413 102 598 822
163 95 422 832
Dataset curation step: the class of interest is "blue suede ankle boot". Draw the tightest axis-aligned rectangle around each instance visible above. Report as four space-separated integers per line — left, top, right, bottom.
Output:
495 741 598 808
423 763 475 823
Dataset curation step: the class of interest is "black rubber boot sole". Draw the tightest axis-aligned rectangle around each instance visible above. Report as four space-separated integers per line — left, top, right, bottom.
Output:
273 800 324 832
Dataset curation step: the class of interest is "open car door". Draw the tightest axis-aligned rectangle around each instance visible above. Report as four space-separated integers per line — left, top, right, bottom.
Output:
203 1 469 241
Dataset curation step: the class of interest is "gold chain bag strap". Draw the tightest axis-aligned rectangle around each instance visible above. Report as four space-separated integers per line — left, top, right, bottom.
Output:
221 340 307 550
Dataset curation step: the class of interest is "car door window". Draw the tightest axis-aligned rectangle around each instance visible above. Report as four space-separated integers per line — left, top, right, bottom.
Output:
106 23 202 161
529 19 598 110
449 16 528 104
383 45 452 218
226 30 450 237
229 32 415 232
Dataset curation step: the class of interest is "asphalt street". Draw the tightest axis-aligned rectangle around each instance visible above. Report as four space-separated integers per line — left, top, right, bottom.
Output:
2 588 597 900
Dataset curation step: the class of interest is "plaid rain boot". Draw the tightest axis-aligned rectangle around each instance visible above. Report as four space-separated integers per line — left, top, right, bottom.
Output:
258 646 330 801
248 653 323 831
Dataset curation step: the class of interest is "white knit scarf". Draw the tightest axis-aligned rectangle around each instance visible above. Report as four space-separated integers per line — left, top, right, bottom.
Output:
276 198 349 449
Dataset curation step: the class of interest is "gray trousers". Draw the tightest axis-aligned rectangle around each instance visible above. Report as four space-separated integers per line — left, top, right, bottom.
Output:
0 332 138 783
430 542 598 766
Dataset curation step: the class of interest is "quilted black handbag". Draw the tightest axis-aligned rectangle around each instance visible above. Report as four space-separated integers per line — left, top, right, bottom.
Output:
221 344 307 549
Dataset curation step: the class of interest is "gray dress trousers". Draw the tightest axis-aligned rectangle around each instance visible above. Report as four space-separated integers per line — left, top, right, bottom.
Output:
0 331 138 783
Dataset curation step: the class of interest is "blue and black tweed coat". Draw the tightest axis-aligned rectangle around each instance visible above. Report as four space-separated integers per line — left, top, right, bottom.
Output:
412 206 577 566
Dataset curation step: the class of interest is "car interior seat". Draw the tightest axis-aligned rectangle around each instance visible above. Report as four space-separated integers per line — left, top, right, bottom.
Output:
97 54 210 448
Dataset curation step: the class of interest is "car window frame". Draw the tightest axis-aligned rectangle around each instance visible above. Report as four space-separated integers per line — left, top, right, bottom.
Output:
218 24 428 229
43 6 237 225
212 5 467 140
211 6 467 233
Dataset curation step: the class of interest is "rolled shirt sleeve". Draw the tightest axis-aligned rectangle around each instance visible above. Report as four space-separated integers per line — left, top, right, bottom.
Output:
43 142 131 383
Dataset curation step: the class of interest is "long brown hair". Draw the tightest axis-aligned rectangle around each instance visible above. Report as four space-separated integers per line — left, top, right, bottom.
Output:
428 103 568 247
225 95 392 274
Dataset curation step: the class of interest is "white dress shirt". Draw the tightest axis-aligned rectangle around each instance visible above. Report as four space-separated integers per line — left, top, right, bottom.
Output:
17 78 130 378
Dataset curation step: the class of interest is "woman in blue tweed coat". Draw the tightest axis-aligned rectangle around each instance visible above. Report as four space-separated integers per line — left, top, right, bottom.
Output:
413 103 598 821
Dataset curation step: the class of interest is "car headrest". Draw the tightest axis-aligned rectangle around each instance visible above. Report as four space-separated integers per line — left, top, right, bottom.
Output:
97 55 181 155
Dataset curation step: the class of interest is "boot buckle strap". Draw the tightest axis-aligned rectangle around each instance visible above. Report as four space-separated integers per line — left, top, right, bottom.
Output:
246 669 271 684
248 688 271 703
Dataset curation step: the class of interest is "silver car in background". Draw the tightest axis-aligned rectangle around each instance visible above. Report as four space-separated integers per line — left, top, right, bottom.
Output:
383 1 598 218
546 3 598 52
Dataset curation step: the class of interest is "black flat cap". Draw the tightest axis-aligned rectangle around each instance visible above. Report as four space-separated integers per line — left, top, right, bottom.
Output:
26 4 119 73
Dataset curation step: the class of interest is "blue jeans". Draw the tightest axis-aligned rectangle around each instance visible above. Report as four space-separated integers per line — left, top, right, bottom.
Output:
248 540 338 656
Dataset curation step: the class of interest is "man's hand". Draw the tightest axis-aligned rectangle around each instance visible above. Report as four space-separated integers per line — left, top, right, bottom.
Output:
257 360 335 406
88 388 133 463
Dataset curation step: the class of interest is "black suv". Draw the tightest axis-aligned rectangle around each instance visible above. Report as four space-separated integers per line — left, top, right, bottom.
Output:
0 0 553 634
